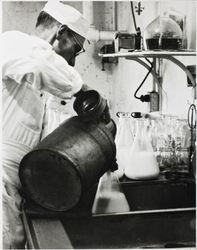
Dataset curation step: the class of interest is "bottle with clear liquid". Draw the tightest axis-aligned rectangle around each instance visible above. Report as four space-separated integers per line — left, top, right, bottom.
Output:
124 119 160 180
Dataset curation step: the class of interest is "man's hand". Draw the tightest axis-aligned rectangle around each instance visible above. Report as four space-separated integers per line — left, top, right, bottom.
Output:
80 84 91 92
74 84 91 98
99 100 111 124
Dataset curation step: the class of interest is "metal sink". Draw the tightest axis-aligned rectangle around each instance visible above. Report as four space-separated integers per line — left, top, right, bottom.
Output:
59 174 196 248
120 174 196 211
24 174 196 249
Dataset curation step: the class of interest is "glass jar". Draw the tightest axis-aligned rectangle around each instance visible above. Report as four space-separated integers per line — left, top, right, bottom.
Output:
124 119 160 180
115 114 135 178
144 16 183 50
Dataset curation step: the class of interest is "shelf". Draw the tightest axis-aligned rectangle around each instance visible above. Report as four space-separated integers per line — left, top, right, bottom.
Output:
99 50 197 58
99 50 196 89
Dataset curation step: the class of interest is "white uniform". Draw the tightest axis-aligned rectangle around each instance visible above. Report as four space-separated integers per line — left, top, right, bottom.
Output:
2 31 83 249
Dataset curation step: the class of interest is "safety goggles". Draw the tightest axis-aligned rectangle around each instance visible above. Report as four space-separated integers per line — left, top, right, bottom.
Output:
71 31 86 57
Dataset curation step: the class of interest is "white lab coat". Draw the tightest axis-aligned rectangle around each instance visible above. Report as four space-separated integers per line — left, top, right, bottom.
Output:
2 31 83 249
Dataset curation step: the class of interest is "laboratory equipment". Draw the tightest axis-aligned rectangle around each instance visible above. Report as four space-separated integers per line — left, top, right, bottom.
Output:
144 16 183 50
125 118 160 180
115 113 135 178
92 171 130 214
188 104 196 177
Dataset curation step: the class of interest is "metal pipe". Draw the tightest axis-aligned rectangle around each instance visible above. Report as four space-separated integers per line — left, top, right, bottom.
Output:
83 1 117 42
87 28 116 42
83 2 94 26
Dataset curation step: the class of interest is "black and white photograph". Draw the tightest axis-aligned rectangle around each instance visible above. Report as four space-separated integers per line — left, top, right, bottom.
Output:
1 0 196 249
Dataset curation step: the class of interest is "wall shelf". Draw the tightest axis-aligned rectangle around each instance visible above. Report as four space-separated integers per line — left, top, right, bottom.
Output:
99 50 197 89
99 50 196 58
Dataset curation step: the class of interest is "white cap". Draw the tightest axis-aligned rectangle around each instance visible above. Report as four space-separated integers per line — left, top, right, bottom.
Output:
42 0 89 39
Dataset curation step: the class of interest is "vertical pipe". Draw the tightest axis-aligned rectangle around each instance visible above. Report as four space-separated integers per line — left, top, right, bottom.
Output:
82 1 94 26
152 58 157 91
158 58 163 114
82 1 116 41
114 1 118 31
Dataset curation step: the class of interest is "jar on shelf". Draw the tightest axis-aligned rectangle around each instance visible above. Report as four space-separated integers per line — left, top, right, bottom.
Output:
143 16 183 50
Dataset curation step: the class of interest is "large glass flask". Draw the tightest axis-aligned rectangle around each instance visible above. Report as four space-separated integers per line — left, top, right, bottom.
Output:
115 114 135 178
144 16 183 50
124 119 160 180
92 171 130 214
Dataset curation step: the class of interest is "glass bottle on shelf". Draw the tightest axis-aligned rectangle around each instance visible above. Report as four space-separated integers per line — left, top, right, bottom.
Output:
124 118 160 180
143 15 183 50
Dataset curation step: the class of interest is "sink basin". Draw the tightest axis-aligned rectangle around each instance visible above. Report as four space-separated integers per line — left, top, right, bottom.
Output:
24 174 196 249
60 174 196 248
120 174 195 211
61 208 195 249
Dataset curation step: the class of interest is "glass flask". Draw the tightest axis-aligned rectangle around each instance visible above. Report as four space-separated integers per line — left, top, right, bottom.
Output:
163 115 177 169
144 16 183 50
92 171 130 214
115 114 135 178
173 118 188 169
124 119 160 180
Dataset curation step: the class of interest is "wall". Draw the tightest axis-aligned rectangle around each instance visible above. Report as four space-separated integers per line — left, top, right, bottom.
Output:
2 1 196 121
75 2 115 102
111 1 196 121
111 1 159 120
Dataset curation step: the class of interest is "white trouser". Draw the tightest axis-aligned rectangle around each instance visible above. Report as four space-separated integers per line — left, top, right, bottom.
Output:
3 180 26 249
2 142 30 249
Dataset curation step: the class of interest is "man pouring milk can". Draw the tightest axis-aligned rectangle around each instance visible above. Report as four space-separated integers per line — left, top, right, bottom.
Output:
1 1 102 248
